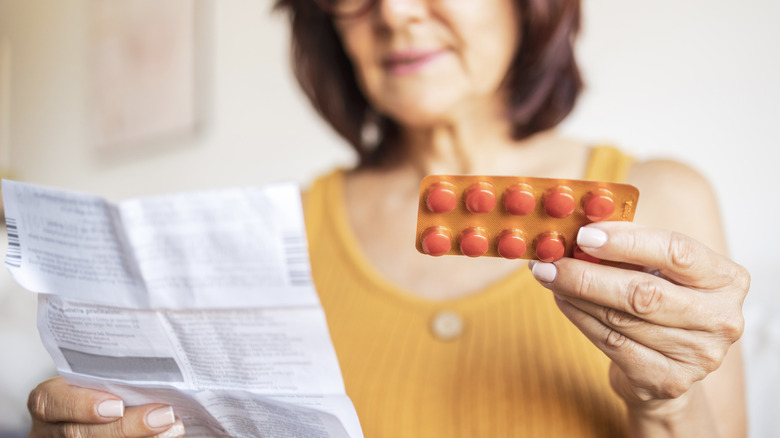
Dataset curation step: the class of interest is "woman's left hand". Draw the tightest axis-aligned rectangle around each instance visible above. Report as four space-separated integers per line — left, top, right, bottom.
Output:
529 221 750 409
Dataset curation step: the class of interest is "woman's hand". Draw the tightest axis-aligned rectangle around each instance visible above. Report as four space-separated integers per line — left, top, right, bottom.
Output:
529 221 749 432
28 376 185 438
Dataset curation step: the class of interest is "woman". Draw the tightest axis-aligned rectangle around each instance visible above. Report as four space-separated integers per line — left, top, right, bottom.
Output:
26 0 749 436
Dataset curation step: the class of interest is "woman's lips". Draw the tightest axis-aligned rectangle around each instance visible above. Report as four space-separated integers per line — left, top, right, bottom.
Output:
382 50 447 75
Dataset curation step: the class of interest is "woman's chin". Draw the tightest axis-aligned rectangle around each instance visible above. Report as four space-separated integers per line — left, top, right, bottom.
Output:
379 101 460 128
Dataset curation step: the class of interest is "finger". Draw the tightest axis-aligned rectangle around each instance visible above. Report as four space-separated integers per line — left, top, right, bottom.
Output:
28 376 125 424
34 405 179 438
552 295 702 400
530 258 716 330
575 222 745 290
156 419 186 438
561 296 728 374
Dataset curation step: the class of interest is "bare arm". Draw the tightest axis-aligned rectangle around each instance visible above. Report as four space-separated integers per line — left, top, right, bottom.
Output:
627 159 747 437
530 159 748 437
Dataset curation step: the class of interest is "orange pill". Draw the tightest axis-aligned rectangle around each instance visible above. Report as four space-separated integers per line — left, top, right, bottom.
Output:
535 232 565 262
421 226 452 256
426 182 457 214
459 227 489 257
464 182 496 214
497 229 527 259
504 184 536 216
544 186 575 218
582 188 616 222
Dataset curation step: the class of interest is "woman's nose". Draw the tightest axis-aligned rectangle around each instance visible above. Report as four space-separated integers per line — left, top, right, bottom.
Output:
375 0 429 28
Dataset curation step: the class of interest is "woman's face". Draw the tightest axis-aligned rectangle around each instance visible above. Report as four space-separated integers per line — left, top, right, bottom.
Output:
333 0 520 127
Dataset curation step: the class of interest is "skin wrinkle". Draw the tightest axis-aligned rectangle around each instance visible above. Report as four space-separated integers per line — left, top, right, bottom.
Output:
554 263 716 403
604 306 640 330
718 310 745 341
605 327 629 349
606 226 711 289
659 235 739 291
666 232 698 273
635 358 675 401
27 388 46 423
577 296 709 365
62 422 83 438
572 262 593 300
627 276 664 316
693 341 724 375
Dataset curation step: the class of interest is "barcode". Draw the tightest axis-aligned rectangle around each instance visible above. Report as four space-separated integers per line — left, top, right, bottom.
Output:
282 233 311 287
5 217 21 268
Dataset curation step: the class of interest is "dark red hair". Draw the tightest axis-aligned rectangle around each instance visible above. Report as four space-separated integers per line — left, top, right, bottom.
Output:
274 0 583 167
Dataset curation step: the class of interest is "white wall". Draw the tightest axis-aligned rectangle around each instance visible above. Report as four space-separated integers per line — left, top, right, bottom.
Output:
0 0 777 436
0 0 354 201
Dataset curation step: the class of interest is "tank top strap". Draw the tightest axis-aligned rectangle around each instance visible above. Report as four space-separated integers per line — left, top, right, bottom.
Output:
302 168 344 253
584 145 635 183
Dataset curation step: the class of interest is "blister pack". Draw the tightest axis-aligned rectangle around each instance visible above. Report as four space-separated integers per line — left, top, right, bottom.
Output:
415 175 640 262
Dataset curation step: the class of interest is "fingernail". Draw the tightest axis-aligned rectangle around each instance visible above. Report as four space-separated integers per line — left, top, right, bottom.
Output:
531 262 557 283
146 406 176 428
157 419 185 438
577 227 607 248
527 260 537 271
97 399 124 418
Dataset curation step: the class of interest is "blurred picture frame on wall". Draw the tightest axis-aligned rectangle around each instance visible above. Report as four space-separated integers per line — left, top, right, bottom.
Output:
90 0 207 150
0 36 11 173
0 36 15 220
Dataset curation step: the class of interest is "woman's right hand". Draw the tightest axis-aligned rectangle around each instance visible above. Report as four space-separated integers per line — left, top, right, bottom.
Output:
28 377 185 437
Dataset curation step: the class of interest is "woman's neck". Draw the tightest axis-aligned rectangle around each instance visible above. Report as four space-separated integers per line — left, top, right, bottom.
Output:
395 120 575 181
398 97 516 176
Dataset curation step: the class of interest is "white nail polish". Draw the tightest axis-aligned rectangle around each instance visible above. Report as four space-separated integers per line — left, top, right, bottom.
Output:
97 399 124 418
532 262 557 283
146 406 175 428
577 227 607 248
156 419 185 438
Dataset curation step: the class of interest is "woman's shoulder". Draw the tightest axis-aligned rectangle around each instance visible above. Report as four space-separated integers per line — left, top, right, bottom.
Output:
628 159 715 199
627 158 728 254
301 168 346 246
301 168 345 206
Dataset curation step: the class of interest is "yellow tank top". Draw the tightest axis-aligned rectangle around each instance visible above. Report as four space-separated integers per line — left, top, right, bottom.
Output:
304 146 633 437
